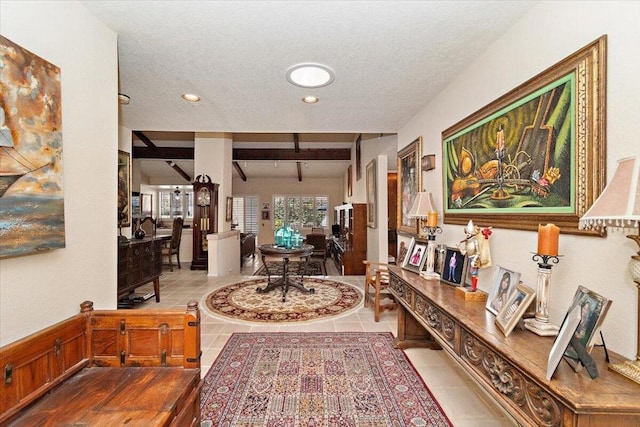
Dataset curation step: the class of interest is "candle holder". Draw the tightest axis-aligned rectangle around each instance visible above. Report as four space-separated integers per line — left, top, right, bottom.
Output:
420 225 442 280
524 253 562 336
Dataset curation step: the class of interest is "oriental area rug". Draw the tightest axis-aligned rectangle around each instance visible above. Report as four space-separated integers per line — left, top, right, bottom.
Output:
203 277 362 323
254 260 327 276
200 332 452 427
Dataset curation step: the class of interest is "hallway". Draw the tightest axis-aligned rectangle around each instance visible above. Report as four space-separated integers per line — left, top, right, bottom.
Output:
133 257 514 426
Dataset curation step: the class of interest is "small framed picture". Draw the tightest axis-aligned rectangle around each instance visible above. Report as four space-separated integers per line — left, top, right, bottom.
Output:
440 246 468 287
495 284 535 337
262 202 270 210
547 305 581 381
402 238 428 273
261 210 270 220
486 266 521 316
225 197 233 222
563 285 611 365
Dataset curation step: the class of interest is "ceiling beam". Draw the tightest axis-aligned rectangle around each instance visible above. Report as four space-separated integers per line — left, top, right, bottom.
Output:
233 148 350 161
132 146 194 159
297 162 302 182
133 131 191 182
293 133 300 152
233 161 247 181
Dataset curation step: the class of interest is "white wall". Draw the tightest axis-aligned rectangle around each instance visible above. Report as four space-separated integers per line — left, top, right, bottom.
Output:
232 177 343 246
397 1 640 359
0 2 118 345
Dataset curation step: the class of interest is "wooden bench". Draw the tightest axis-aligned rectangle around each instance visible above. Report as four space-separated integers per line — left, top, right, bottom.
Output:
0 301 202 426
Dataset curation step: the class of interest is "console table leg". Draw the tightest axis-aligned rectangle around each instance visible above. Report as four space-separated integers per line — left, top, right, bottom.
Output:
153 278 160 302
393 304 441 350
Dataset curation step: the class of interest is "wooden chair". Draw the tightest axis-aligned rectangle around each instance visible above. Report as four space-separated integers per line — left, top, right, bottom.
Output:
162 217 183 271
139 216 156 236
305 233 327 261
363 260 397 322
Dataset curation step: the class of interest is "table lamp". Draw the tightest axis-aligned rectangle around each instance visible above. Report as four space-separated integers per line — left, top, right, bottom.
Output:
407 191 441 279
579 155 640 385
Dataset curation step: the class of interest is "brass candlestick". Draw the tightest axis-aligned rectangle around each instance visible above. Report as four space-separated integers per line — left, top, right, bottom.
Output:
524 253 561 336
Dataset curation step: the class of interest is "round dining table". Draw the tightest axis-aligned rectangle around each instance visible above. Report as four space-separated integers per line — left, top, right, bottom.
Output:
257 244 315 302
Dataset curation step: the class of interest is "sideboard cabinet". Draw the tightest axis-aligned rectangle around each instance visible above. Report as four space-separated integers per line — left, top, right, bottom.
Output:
117 237 163 303
388 266 640 426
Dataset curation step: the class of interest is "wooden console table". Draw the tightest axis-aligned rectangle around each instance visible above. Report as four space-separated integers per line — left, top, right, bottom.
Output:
117 236 165 303
388 266 640 426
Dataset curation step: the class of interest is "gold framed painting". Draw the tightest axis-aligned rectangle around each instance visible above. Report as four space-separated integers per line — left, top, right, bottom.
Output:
397 136 422 235
117 150 131 227
442 36 606 236
366 159 377 228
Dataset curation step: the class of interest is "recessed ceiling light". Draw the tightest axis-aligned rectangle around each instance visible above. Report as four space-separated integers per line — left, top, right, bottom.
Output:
182 93 201 102
302 95 319 104
286 63 334 88
118 93 130 105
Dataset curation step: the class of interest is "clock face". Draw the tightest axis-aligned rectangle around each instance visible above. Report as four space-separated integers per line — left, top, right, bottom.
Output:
197 188 211 206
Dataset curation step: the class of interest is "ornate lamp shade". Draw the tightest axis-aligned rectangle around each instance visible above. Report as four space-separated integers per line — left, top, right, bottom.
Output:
580 156 640 279
407 192 437 219
580 155 640 384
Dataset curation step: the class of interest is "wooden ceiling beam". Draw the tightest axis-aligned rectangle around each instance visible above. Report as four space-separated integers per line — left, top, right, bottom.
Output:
233 161 247 181
165 160 191 182
297 162 302 182
132 146 194 159
233 148 350 161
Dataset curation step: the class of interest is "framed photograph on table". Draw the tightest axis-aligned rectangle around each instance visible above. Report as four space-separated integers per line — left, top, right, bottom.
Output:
547 305 581 381
486 266 521 315
563 285 611 369
440 246 467 287
402 238 428 274
496 284 535 337
397 136 422 235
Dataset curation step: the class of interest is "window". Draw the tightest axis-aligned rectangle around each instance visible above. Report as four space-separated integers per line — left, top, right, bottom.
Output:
159 190 193 221
233 196 258 235
274 195 327 228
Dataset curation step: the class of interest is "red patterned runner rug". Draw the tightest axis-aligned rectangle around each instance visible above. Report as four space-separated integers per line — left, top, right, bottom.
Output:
200 332 452 426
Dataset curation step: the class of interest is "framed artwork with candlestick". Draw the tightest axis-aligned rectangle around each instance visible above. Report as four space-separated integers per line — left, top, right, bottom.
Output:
441 36 606 236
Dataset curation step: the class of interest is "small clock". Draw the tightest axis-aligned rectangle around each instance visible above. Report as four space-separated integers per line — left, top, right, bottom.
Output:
197 187 211 206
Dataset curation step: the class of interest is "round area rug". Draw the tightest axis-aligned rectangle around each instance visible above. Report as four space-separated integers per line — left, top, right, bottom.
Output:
203 277 363 323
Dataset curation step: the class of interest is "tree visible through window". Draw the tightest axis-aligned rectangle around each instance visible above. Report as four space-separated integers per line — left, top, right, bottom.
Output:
274 196 327 228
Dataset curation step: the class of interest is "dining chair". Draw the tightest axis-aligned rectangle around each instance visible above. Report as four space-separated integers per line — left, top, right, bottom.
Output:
139 216 156 237
162 217 183 271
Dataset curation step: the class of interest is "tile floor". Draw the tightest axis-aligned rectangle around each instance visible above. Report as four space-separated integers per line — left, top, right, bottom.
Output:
134 256 516 426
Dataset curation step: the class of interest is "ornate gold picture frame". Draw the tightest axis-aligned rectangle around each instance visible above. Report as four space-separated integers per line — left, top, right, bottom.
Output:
397 136 422 235
442 36 606 235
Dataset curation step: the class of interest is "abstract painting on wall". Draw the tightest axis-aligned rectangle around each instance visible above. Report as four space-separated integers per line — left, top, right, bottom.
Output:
0 36 65 259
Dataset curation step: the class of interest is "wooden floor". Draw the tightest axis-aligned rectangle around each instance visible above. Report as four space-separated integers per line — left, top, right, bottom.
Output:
133 255 516 426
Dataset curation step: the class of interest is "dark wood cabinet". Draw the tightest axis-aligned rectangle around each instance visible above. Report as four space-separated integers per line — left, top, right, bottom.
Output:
331 203 367 275
117 237 163 302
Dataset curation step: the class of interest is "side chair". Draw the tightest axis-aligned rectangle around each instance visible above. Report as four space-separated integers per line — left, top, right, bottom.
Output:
162 217 183 271
362 260 398 322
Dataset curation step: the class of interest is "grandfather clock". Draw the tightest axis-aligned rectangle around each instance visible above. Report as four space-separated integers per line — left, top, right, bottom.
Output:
191 175 218 270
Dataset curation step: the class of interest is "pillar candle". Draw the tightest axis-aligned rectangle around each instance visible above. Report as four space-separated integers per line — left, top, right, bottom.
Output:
537 223 559 256
427 211 438 227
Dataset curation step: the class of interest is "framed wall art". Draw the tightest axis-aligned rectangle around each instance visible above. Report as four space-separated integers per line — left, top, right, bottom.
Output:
0 36 67 259
440 246 467 287
366 159 377 228
397 136 422 235
401 237 428 274
117 150 131 227
347 164 353 197
486 266 521 316
442 36 606 236
356 134 362 181
496 284 535 337
225 196 233 222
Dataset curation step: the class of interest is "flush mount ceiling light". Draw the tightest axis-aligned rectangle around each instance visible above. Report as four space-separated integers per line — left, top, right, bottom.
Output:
181 93 201 102
286 63 334 88
118 93 130 105
302 95 319 104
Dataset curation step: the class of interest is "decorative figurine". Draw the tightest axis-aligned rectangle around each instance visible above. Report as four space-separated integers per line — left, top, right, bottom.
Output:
458 220 492 291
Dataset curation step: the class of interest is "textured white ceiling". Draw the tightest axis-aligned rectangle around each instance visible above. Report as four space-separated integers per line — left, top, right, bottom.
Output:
83 0 537 181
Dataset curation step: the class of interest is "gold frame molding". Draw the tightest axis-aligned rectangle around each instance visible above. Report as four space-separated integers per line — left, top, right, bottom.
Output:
442 36 606 236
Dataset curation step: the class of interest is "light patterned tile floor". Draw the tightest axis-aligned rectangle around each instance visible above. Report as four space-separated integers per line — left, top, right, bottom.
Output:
134 256 516 426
